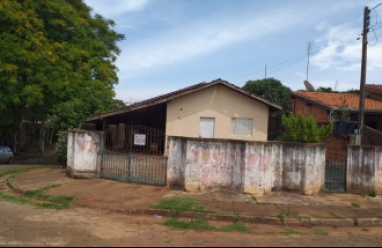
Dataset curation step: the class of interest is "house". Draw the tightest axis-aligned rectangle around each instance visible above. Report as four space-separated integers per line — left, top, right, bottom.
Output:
86 78 282 155
291 90 382 130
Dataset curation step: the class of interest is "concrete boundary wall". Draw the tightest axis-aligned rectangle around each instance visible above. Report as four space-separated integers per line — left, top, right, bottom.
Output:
167 137 325 195
347 145 382 195
67 129 103 179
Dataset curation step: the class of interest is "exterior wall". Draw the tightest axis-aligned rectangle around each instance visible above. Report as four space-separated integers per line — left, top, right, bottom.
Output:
166 85 269 142
66 129 103 179
293 98 329 123
167 137 325 195
347 145 382 195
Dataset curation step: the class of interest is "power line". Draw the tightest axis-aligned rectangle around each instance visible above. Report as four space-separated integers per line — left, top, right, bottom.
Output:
229 33 361 82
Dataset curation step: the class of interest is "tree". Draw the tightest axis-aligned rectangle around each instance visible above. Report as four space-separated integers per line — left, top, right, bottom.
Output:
0 0 125 155
316 86 333 92
281 112 333 143
331 98 351 121
242 78 292 119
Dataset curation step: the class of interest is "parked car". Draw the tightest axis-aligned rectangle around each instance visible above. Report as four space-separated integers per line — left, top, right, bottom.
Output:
0 146 13 164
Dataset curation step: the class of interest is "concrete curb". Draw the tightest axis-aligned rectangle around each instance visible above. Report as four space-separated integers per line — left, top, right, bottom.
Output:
5 178 382 227
309 218 355 227
356 218 382 226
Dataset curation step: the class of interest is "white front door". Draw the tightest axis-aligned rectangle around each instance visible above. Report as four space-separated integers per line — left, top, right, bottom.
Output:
199 117 215 138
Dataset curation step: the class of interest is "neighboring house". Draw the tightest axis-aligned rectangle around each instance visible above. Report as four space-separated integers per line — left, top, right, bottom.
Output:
291 91 382 130
86 78 282 155
366 84 382 101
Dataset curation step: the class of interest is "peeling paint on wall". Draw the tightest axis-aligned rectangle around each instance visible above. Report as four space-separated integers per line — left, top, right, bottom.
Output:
347 145 382 195
66 129 103 179
167 137 326 195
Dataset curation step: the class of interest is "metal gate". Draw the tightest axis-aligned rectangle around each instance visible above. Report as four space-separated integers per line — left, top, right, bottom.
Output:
101 124 167 186
324 137 348 193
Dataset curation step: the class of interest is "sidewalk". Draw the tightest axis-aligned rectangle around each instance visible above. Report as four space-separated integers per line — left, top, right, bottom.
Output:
5 167 382 227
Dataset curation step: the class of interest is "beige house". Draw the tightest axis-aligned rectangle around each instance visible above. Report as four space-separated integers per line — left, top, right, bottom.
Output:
86 79 281 155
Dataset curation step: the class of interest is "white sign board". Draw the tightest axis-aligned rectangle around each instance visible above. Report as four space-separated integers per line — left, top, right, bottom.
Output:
134 134 146 146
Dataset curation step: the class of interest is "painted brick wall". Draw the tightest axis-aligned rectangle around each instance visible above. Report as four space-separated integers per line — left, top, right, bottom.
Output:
66 129 103 179
293 98 330 123
347 145 382 195
167 137 326 196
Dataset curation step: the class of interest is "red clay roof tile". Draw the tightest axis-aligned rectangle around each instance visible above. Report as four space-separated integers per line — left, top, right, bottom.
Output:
292 91 382 110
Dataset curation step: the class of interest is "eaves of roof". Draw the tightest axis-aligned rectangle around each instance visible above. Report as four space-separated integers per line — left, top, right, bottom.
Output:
86 78 282 122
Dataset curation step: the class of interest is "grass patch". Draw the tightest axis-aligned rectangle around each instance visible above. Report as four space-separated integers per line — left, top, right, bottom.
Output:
22 184 74 204
252 196 257 202
163 217 216 231
217 222 251 233
377 215 382 218
351 203 360 208
329 213 344 219
256 202 273 205
362 227 370 231
0 167 44 178
368 190 377 197
312 229 329 235
0 192 70 209
163 217 251 233
281 229 303 236
151 197 215 214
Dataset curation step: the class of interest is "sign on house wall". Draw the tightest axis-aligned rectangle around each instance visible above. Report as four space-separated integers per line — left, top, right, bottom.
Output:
134 134 146 146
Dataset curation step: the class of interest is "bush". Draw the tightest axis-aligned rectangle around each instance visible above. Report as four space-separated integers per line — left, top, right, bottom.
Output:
281 112 333 143
55 130 68 165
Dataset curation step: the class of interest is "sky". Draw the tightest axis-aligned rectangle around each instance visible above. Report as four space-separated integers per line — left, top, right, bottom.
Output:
83 0 382 103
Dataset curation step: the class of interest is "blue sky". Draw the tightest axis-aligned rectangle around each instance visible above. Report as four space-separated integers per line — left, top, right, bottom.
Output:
84 0 382 103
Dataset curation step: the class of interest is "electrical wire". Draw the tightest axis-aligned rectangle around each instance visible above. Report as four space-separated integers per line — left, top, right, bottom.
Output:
371 3 382 10
229 33 361 82
369 28 378 46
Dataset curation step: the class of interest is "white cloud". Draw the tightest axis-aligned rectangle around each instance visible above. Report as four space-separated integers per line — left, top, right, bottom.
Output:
84 0 149 17
311 23 364 71
117 7 312 78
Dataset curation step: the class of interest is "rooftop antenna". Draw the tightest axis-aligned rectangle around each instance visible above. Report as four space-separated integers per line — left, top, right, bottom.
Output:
334 80 338 91
306 42 311 81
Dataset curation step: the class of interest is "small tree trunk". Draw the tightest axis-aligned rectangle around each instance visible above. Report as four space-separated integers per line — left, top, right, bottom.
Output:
49 127 55 145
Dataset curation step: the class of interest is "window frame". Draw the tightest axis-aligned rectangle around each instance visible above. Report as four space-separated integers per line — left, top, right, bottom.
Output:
231 118 253 136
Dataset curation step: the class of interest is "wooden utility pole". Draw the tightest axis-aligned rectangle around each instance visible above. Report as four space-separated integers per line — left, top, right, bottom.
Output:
358 6 370 142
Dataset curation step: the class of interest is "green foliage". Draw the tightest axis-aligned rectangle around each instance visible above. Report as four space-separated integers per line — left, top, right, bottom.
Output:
163 217 251 233
281 112 333 143
0 0 125 148
55 130 68 165
312 229 329 235
163 217 215 231
331 98 351 121
151 197 216 214
23 184 74 203
242 78 291 119
218 222 251 233
316 86 333 92
351 203 360 208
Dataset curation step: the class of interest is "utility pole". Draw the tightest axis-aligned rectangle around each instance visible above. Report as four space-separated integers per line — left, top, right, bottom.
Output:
306 42 310 81
358 6 370 143
265 64 267 79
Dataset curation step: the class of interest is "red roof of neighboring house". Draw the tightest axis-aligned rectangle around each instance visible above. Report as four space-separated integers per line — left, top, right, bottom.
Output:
292 91 382 110
366 84 382 90
86 78 282 121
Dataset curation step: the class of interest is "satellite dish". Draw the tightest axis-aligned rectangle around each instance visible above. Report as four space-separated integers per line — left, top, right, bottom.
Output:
304 80 315 92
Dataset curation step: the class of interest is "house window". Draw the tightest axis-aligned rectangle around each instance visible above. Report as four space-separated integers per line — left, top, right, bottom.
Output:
231 118 252 136
199 117 215 138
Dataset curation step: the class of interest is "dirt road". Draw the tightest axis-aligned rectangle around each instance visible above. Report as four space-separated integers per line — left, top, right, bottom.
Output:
0 200 382 247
